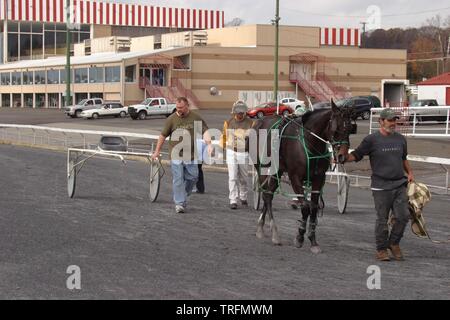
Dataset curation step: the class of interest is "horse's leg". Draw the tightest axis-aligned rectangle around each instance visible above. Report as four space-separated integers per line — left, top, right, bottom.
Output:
294 205 310 248
256 175 268 239
266 174 282 245
308 176 326 254
256 199 267 239
266 191 281 245
289 172 308 248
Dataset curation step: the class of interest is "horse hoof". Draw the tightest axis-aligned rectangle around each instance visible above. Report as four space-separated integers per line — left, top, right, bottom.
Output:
272 237 282 246
310 246 322 255
256 230 264 239
294 236 304 248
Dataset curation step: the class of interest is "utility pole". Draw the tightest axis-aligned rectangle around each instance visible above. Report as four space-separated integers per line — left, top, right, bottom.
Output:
360 22 367 47
273 0 280 114
65 0 72 107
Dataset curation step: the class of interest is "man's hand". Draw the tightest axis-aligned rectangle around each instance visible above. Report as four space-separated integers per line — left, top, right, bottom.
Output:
207 144 214 157
151 150 160 162
407 172 414 183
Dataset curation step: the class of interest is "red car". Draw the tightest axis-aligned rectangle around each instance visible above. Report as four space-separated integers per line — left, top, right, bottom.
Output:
247 102 293 119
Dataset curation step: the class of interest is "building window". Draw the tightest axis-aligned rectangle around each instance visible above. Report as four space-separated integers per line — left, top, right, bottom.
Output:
2 94 11 107
20 33 32 60
12 94 22 108
89 67 104 83
35 93 46 108
34 71 46 84
32 33 43 59
21 22 32 33
1 73 11 85
48 93 59 108
24 94 33 108
60 69 73 84
32 22 43 33
90 93 104 99
7 33 19 61
105 66 121 83
47 70 60 84
74 68 88 83
75 93 88 104
55 31 66 56
8 21 18 32
125 65 136 82
22 71 34 85
11 72 22 85
44 31 56 57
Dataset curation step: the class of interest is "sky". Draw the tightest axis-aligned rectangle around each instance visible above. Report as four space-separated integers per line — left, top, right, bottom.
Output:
112 0 450 30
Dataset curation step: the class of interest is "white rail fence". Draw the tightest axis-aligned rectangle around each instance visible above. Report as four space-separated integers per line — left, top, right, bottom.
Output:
1 124 449 194
369 106 450 138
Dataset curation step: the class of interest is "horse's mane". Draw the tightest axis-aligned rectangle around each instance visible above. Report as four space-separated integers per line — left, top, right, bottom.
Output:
301 108 331 124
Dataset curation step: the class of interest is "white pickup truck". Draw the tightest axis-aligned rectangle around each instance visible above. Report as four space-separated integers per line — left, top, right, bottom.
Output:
128 98 177 120
64 98 104 118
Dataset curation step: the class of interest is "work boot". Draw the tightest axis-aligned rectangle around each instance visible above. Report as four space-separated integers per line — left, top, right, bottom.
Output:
241 200 248 207
389 244 404 261
375 249 390 261
230 203 238 210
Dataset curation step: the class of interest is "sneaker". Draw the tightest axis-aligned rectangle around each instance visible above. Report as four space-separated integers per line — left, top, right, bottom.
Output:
241 200 248 207
230 203 238 210
175 205 185 214
389 244 404 261
375 249 390 261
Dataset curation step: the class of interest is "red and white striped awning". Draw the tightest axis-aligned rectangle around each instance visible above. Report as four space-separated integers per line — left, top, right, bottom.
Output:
0 0 225 29
320 28 361 47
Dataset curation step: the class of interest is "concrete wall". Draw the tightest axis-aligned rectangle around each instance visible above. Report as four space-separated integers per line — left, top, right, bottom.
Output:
131 36 155 51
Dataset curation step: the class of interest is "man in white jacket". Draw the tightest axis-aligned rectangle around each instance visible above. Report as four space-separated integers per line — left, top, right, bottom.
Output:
221 101 254 210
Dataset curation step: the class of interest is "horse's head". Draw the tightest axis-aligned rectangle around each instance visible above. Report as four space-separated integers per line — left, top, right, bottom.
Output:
329 100 355 164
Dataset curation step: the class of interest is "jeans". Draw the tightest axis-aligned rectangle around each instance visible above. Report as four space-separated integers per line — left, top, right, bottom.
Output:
372 185 410 250
171 160 199 206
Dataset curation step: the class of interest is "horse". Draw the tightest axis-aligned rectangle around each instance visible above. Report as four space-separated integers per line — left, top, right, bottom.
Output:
250 100 354 253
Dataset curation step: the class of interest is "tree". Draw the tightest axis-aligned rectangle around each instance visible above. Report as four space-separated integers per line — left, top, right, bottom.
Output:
225 18 244 27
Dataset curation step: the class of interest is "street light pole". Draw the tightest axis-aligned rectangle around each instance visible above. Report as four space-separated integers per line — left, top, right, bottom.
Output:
274 0 280 114
65 0 72 107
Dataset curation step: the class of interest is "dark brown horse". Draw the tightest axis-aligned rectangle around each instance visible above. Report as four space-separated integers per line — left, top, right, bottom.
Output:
250 100 354 253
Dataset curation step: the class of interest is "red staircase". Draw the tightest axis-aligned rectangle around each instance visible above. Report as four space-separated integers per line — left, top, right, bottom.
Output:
139 77 200 108
289 72 345 102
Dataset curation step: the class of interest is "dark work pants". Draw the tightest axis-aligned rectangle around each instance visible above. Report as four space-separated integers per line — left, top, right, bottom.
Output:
196 164 205 193
372 185 410 251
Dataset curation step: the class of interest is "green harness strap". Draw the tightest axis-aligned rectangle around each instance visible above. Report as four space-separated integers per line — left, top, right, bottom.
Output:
257 116 332 199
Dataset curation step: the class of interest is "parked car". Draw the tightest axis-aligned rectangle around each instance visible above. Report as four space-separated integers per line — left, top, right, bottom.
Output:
64 98 104 118
247 102 293 119
280 98 306 111
338 97 376 120
128 98 177 120
355 95 381 108
406 99 448 123
80 102 127 119
311 101 331 111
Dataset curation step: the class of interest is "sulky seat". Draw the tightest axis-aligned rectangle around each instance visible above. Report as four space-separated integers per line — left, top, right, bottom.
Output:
98 136 128 152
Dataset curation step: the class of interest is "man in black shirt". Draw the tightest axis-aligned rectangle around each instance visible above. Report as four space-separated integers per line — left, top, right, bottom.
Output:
345 108 414 261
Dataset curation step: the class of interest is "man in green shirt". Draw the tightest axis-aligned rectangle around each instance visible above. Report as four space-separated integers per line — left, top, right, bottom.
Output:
152 97 212 213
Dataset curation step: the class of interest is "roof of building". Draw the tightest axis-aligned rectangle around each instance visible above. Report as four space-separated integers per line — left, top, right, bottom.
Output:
416 73 450 86
0 48 181 71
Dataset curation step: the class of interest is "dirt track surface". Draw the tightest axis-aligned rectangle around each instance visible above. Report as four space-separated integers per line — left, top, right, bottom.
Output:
0 144 449 299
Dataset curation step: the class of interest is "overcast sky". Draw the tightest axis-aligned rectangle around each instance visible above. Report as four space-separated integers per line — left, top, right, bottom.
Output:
113 0 450 30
